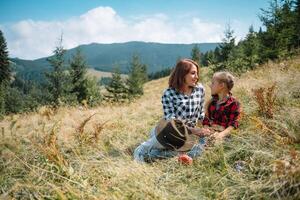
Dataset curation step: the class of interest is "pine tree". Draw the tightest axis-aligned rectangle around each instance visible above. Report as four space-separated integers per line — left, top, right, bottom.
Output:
0 30 11 117
256 25 277 62
127 55 147 97
294 0 300 48
9 76 46 113
219 24 235 62
213 47 222 63
0 30 10 86
226 44 249 74
243 25 256 57
201 52 209 66
140 63 148 84
212 25 236 72
191 45 201 66
69 48 89 103
85 76 101 107
0 84 5 117
105 66 128 102
4 87 24 113
277 0 295 54
241 25 259 69
45 36 75 106
259 0 279 59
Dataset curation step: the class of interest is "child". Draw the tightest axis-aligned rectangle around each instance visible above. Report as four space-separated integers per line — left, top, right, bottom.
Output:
202 72 241 143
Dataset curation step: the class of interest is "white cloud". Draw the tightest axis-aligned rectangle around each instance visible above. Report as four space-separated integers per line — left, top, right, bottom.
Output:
1 6 227 59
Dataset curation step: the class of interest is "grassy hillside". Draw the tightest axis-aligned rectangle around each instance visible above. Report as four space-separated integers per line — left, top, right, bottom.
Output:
1 56 300 199
87 68 127 79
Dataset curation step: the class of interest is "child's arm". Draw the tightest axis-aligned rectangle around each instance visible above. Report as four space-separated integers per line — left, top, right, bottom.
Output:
212 126 234 141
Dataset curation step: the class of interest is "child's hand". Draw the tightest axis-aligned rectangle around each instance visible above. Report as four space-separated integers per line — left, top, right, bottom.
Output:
201 128 212 136
212 132 226 144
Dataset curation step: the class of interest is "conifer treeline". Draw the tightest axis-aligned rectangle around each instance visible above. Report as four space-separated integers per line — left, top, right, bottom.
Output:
200 0 300 73
0 33 148 116
149 0 300 78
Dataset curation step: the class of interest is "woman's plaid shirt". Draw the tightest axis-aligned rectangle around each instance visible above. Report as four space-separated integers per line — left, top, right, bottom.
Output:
161 84 205 128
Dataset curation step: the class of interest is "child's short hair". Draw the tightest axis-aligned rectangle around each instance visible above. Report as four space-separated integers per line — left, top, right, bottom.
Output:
213 72 235 91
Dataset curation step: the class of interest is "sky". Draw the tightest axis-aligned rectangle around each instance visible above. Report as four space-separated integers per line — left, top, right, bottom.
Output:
0 0 270 60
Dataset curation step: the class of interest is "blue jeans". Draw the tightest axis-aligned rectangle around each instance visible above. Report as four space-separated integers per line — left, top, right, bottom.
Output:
134 128 206 163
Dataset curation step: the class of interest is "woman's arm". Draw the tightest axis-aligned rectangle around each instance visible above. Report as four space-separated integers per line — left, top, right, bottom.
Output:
188 127 211 137
199 86 205 121
197 85 208 127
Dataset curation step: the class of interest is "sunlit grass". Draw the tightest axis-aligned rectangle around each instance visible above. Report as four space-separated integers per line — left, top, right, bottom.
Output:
0 57 300 199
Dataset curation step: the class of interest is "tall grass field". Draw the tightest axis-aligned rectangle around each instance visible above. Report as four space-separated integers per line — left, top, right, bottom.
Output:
1 57 300 199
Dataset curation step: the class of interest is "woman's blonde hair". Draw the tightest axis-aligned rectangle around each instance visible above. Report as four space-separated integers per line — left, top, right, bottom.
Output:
213 71 235 91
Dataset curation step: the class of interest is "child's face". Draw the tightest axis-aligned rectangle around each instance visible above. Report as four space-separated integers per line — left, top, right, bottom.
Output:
184 65 198 87
210 77 223 95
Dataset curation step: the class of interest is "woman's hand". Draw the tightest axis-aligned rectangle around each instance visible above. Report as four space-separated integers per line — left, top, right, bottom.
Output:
189 127 212 137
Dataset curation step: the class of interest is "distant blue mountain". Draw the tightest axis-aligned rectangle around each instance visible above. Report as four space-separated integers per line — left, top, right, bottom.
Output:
11 41 219 80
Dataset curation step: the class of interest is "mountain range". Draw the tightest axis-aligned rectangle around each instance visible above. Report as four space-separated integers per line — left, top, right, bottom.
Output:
10 41 219 81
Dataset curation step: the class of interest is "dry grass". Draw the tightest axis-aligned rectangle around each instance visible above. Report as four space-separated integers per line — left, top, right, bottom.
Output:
252 83 277 118
0 57 300 199
87 68 127 79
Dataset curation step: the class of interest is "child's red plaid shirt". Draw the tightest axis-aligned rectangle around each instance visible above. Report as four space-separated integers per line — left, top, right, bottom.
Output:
202 94 240 129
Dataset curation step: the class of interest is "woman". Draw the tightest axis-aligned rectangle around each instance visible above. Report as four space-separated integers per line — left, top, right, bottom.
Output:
134 59 210 163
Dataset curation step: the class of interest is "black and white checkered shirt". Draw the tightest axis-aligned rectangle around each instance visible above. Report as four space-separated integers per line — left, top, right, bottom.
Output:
161 84 205 128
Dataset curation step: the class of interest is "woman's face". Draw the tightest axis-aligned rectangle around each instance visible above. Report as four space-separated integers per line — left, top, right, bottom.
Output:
210 77 223 95
184 65 198 87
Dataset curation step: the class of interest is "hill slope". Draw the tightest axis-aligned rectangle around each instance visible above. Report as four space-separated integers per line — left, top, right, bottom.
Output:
0 56 299 199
